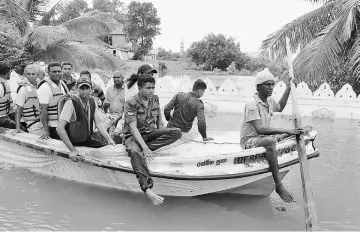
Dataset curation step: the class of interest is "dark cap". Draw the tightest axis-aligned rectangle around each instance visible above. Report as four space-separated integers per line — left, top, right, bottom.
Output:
137 64 157 74
77 77 92 88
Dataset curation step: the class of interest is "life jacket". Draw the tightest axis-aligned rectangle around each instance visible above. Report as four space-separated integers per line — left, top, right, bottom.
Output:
63 74 77 91
0 79 13 116
16 83 41 124
58 95 96 144
38 79 69 122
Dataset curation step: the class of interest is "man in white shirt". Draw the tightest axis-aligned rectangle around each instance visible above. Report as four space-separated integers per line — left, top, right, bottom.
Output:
103 71 125 143
37 62 69 140
12 64 43 135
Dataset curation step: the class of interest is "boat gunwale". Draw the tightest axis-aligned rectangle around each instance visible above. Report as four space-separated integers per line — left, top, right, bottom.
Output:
0 133 319 181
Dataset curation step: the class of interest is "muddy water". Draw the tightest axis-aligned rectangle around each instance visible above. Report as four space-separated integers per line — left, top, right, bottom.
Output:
0 113 359 231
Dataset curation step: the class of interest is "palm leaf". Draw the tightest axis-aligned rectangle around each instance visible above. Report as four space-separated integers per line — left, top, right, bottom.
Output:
293 0 358 82
0 0 30 35
38 0 81 26
81 10 120 31
349 31 360 81
31 40 79 68
61 16 112 38
31 41 116 72
260 1 338 61
301 0 338 3
22 25 71 50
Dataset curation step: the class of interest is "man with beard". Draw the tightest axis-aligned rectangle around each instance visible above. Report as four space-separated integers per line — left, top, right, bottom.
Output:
240 68 303 203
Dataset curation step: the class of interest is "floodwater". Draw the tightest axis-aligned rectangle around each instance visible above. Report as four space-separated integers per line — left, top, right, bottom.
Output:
0 113 359 231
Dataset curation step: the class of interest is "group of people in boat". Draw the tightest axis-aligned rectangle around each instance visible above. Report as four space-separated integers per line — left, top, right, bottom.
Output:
0 60 302 205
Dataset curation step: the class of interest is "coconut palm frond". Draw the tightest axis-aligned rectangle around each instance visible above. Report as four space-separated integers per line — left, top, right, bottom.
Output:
31 41 116 72
293 0 359 82
31 42 79 69
22 25 70 50
0 0 30 35
260 1 338 61
301 0 337 4
62 16 112 38
38 0 80 26
85 45 117 70
349 31 360 81
81 10 120 31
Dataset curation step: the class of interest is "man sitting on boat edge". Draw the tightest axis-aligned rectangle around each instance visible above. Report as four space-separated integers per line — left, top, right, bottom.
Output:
164 79 213 141
240 68 303 203
123 73 182 206
56 77 115 161
12 64 43 136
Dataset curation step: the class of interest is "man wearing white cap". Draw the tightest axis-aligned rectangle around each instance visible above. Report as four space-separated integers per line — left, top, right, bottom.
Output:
240 68 302 203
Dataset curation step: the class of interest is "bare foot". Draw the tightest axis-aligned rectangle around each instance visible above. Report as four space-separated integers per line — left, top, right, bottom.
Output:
145 189 164 205
275 184 295 203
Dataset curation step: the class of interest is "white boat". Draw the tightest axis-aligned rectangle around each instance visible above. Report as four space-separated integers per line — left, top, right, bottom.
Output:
0 129 319 197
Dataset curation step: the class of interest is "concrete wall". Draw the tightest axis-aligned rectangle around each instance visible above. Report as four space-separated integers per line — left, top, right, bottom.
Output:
155 75 360 120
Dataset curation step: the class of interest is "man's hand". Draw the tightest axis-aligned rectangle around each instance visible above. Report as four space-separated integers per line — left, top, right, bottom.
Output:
283 76 298 88
203 137 214 141
0 127 7 134
69 150 84 162
158 122 165 130
285 128 304 135
11 128 23 136
39 129 50 140
107 138 116 145
143 147 155 161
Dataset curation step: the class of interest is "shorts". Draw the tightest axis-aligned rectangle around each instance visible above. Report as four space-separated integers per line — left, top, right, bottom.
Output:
241 134 285 150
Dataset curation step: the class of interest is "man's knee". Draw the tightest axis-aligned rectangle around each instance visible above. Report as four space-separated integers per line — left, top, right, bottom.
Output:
258 136 276 148
168 128 182 139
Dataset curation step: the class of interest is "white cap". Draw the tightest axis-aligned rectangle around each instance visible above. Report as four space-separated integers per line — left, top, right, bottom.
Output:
255 68 275 87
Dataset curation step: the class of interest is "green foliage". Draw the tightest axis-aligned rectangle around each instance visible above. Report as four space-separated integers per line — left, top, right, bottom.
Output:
0 32 32 74
243 57 268 73
125 1 161 60
226 61 237 73
187 33 247 71
306 56 360 95
157 47 183 61
52 0 89 25
93 0 125 24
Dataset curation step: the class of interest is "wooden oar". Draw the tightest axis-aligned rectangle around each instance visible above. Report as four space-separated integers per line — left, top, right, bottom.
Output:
285 37 320 231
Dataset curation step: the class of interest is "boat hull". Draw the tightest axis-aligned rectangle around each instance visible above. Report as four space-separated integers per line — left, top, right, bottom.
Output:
0 131 319 197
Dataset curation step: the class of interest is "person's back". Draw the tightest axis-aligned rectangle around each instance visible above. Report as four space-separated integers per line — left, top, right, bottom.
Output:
164 79 213 141
165 92 201 132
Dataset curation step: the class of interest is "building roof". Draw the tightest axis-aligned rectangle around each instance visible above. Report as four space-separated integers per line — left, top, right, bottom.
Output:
111 26 126 35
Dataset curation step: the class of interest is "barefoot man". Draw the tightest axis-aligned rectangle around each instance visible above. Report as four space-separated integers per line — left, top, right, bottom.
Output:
123 74 182 205
240 68 302 202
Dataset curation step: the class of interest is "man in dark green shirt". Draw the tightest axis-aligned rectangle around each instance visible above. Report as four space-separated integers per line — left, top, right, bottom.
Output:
164 79 213 141
124 74 182 206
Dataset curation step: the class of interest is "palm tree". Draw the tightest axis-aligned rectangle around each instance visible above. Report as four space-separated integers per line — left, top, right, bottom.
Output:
0 0 120 72
260 0 359 83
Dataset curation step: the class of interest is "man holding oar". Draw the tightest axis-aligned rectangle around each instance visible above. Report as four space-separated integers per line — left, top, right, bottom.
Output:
240 68 303 202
